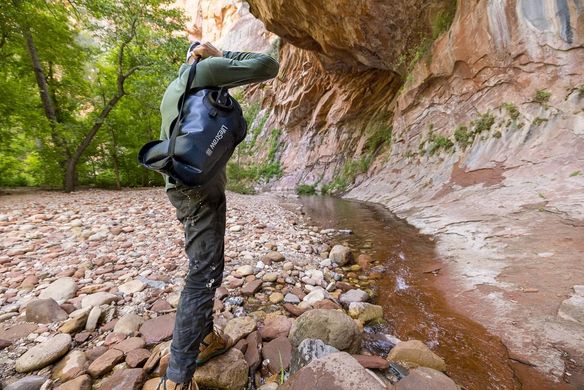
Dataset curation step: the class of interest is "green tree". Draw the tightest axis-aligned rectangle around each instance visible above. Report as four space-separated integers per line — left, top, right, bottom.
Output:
1 0 184 190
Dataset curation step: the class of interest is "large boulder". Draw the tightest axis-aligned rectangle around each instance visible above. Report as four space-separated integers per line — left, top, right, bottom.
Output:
279 352 386 390
290 338 339 373
39 277 77 302
387 340 446 371
289 309 361 353
193 348 248 390
262 336 292 374
395 367 458 390
25 298 68 323
15 333 71 373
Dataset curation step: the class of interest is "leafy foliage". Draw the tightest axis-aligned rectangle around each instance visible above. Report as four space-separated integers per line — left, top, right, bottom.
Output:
0 0 185 189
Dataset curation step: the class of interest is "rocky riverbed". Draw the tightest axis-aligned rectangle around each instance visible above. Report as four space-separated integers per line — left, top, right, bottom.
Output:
0 189 458 389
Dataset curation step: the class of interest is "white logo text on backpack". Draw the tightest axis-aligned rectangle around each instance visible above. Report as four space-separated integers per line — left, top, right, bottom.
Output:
206 124 228 156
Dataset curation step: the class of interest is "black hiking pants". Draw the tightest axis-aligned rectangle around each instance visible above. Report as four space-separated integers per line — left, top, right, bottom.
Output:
165 168 226 383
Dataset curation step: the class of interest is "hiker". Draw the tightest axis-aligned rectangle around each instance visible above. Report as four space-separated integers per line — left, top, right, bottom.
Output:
158 41 279 389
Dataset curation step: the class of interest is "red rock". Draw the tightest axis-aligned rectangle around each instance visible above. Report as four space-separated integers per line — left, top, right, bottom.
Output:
85 345 108 362
241 279 263 296
111 337 145 354
215 286 229 300
150 299 172 313
0 339 11 349
233 339 248 353
262 336 292 374
139 313 176 345
356 254 373 269
88 348 124 377
261 251 285 264
75 331 92 343
105 332 127 345
335 282 354 292
352 354 390 369
126 348 151 368
244 331 261 370
55 374 92 390
313 299 342 310
283 303 307 317
259 315 292 340
97 368 144 389
0 322 37 341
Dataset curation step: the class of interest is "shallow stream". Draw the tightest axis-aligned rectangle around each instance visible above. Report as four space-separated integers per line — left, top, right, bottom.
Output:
297 196 562 390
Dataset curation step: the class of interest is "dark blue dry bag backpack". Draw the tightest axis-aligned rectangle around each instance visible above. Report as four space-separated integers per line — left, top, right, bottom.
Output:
138 59 247 187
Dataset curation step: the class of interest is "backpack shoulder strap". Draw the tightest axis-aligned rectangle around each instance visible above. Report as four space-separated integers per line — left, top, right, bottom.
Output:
168 59 199 157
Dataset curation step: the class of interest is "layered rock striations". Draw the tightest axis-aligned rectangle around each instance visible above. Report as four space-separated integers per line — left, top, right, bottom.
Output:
213 0 584 384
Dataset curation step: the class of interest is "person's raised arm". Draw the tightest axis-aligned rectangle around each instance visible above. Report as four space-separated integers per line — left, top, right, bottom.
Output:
189 41 279 89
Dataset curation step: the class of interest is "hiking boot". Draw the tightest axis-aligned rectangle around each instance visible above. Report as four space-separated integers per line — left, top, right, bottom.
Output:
156 377 198 390
196 328 232 365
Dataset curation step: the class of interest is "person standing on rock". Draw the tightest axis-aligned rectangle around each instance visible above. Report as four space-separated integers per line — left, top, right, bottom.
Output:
157 41 279 390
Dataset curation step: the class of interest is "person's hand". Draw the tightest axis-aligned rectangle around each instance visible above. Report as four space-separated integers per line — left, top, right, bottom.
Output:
191 41 223 60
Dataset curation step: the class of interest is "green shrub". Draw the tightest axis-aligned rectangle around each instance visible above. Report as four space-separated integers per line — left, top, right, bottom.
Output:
454 125 472 148
534 90 551 104
296 184 316 195
364 123 392 153
502 103 520 120
533 117 548 126
472 112 495 134
427 134 454 156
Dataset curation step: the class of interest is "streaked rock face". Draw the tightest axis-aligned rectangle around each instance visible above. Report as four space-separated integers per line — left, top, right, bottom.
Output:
181 0 584 383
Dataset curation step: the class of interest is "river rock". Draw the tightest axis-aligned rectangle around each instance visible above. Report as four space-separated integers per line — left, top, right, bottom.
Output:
4 376 47 390
289 309 361 353
241 279 263 295
193 348 248 390
395 367 458 389
262 251 285 263
348 302 383 323
290 338 339 373
224 316 257 343
280 352 385 390
328 245 354 266
260 314 292 340
339 289 369 305
52 350 87 382
15 333 71 373
139 313 175 345
59 308 91 333
118 280 145 295
388 340 446 371
262 336 292 374
126 348 151 367
235 265 254 277
87 348 124 377
114 313 145 335
97 368 145 389
284 293 300 304
302 288 327 305
85 306 101 331
55 374 92 390
81 292 117 308
39 277 77 302
269 292 284 303
25 298 68 323
112 336 146 354
244 331 262 369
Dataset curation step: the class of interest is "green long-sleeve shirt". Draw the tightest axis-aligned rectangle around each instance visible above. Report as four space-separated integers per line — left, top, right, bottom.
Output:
159 50 279 189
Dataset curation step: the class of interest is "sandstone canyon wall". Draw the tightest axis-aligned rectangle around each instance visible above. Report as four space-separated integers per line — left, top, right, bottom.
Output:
184 0 584 384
